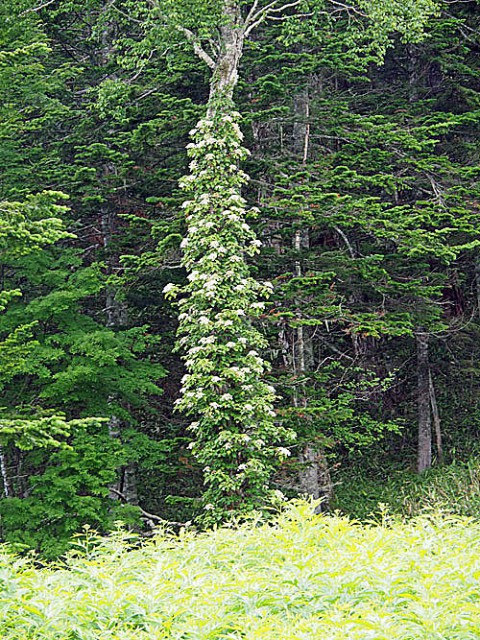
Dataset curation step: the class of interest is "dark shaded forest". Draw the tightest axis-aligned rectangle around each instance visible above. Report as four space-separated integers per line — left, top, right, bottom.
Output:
2 0 480 556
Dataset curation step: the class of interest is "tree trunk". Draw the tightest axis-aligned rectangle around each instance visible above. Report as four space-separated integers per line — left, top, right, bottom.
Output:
429 369 442 463
416 330 432 473
0 446 11 497
207 1 244 115
291 85 332 508
101 209 139 505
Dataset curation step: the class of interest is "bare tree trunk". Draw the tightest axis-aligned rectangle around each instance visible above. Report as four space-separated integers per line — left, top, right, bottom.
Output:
291 86 333 507
0 446 11 497
101 209 139 506
475 259 480 318
416 330 432 473
293 89 310 164
429 370 442 463
207 1 244 116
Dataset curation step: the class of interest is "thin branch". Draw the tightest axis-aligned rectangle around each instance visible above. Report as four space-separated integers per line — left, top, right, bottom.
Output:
176 26 216 69
21 0 57 14
110 2 144 24
333 225 356 259
245 0 260 28
327 0 367 17
245 0 303 36
109 488 190 526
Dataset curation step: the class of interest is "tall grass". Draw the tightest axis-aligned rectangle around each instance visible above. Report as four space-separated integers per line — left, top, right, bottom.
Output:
334 459 480 522
0 501 480 638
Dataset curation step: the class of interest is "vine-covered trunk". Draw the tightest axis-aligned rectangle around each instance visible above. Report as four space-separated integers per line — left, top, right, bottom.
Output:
170 0 292 521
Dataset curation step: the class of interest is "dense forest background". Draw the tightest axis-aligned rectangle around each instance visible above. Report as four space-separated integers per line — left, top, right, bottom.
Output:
2 0 480 557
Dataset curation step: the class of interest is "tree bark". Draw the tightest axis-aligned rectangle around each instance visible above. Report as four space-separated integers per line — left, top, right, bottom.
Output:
207 1 244 115
429 369 442 463
291 86 332 508
0 446 11 498
416 329 432 473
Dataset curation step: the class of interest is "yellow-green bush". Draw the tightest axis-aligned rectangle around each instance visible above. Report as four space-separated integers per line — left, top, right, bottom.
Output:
1 501 480 639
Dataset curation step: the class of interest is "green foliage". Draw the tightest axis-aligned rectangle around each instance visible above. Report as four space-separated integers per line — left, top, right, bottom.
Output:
0 422 136 559
167 105 294 521
334 457 480 522
1 502 480 637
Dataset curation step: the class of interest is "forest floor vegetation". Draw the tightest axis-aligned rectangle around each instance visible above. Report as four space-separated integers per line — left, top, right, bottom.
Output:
1 500 480 639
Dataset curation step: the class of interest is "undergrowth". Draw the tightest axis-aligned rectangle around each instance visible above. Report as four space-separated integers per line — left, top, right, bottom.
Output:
1 501 480 638
334 457 480 521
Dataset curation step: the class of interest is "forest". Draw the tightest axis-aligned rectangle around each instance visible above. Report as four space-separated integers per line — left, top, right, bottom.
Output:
2 0 480 561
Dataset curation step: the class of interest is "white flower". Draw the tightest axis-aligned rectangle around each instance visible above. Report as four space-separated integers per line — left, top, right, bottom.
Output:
244 404 254 412
180 238 189 249
207 252 218 261
209 402 220 410
226 341 236 348
247 350 259 357
204 279 217 290
187 441 195 449
199 316 210 325
221 393 233 401
277 447 291 458
250 239 262 248
187 346 202 355
163 283 176 294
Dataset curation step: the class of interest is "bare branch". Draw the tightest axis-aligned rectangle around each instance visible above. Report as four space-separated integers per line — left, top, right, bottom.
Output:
333 225 356 259
176 25 216 69
327 0 367 17
148 0 216 69
245 0 260 28
21 0 57 14
109 488 190 526
245 0 303 37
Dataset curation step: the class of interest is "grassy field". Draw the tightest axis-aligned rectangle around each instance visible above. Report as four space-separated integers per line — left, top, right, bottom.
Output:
1 501 480 639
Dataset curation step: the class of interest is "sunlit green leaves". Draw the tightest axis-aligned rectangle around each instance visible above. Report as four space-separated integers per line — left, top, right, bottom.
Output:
1 503 480 638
